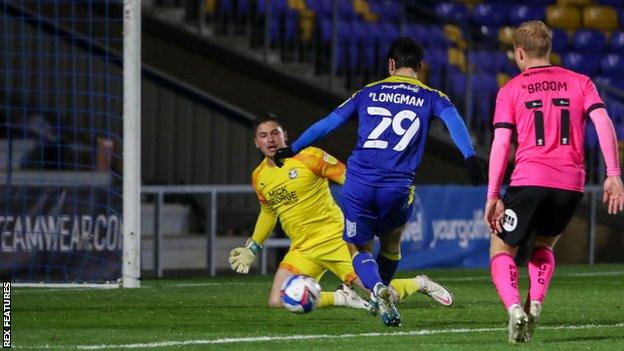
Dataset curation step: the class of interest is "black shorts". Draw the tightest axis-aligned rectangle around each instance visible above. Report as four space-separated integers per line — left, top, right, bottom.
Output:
499 186 583 247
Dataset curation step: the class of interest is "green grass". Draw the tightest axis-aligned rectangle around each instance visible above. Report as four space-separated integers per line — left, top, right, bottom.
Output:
13 264 624 350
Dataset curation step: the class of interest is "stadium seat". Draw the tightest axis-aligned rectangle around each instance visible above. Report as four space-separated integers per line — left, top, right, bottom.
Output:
472 4 510 28
551 29 570 53
546 6 581 30
563 52 601 76
509 5 546 26
550 52 562 66
468 50 510 73
443 24 465 47
557 0 592 6
596 0 624 5
427 24 452 48
469 72 498 123
497 72 511 88
610 31 624 53
425 48 449 67
583 6 619 31
204 0 217 15
434 2 469 25
448 47 467 71
600 54 624 77
447 67 467 100
585 121 600 150
370 0 401 22
405 23 431 46
573 30 608 54
498 26 514 46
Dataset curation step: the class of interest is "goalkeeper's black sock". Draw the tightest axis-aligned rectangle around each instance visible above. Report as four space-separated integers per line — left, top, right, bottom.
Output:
376 250 400 286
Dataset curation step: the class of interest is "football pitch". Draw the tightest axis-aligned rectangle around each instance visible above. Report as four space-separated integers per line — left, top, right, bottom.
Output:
13 264 624 350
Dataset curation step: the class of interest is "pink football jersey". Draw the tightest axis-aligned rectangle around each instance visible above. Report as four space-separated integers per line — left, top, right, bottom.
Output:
493 65 604 192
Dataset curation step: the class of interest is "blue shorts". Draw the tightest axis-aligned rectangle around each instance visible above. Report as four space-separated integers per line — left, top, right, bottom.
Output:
340 178 415 246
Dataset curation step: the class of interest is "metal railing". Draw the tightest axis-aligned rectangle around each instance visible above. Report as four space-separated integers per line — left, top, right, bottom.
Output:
142 184 612 276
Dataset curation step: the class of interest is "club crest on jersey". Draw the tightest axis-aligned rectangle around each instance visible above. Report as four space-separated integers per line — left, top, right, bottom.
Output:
288 168 298 179
346 220 357 238
503 209 518 232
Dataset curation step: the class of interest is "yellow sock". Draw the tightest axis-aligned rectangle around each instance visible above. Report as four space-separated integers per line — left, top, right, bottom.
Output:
390 278 420 301
319 291 334 308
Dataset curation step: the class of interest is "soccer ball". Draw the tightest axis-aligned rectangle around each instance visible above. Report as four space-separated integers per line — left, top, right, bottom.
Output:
280 275 321 313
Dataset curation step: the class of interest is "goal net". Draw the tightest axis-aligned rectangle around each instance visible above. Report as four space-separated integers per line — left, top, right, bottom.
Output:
0 0 140 287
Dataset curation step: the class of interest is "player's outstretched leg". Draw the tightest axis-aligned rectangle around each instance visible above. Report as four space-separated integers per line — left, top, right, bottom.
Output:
507 304 528 344
374 283 401 327
414 275 454 307
333 284 370 310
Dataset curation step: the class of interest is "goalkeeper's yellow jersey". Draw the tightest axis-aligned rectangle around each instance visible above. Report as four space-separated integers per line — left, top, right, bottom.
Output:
251 147 345 253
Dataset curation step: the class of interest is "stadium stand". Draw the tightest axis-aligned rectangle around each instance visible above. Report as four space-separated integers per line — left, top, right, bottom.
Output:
148 0 624 184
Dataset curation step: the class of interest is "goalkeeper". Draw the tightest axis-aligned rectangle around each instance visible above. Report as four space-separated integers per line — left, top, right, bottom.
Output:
229 114 453 310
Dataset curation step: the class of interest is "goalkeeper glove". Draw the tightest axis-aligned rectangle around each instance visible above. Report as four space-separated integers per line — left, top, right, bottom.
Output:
228 239 262 274
273 147 295 168
465 155 486 186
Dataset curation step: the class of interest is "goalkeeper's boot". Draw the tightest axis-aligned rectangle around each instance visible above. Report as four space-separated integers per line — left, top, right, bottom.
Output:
334 284 370 310
374 283 401 327
415 275 454 307
524 300 542 342
507 304 528 344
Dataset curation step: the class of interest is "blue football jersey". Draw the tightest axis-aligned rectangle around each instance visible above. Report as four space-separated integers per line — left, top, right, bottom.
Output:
333 75 454 187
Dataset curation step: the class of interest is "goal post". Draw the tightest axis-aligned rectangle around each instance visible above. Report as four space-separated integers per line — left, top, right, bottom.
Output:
122 0 141 289
0 0 141 288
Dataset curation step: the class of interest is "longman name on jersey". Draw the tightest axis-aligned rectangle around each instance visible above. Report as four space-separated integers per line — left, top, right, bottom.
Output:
522 80 568 94
368 92 424 106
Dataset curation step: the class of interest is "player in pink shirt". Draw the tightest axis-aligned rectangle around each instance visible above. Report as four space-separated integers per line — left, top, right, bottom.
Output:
484 21 624 343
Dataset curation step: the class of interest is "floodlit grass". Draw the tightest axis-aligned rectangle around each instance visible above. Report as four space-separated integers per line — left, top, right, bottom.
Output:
13 264 624 350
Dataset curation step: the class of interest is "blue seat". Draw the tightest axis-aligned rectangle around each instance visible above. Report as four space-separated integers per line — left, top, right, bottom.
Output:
472 4 510 28
596 0 624 5
378 0 402 22
610 31 624 53
425 48 449 68
338 0 355 20
563 52 601 77
447 67 466 100
428 24 451 48
596 76 624 91
471 72 498 121
405 23 430 46
585 121 600 150
509 5 546 26
572 30 608 53
434 2 469 24
319 18 333 44
601 54 624 77
551 29 569 53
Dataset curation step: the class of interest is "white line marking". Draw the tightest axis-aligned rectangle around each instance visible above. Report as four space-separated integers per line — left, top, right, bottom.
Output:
20 322 624 350
14 271 624 292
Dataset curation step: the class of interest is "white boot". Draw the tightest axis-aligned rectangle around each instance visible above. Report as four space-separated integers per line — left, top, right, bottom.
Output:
507 304 528 344
415 275 454 307
525 300 542 341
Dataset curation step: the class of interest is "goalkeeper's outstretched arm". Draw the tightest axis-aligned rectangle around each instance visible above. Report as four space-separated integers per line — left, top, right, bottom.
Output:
229 206 277 274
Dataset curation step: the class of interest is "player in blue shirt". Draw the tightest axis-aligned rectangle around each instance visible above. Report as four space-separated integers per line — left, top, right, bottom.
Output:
275 37 485 326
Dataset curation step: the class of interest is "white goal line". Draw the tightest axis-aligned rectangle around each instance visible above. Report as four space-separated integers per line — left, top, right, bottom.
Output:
22 322 624 350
